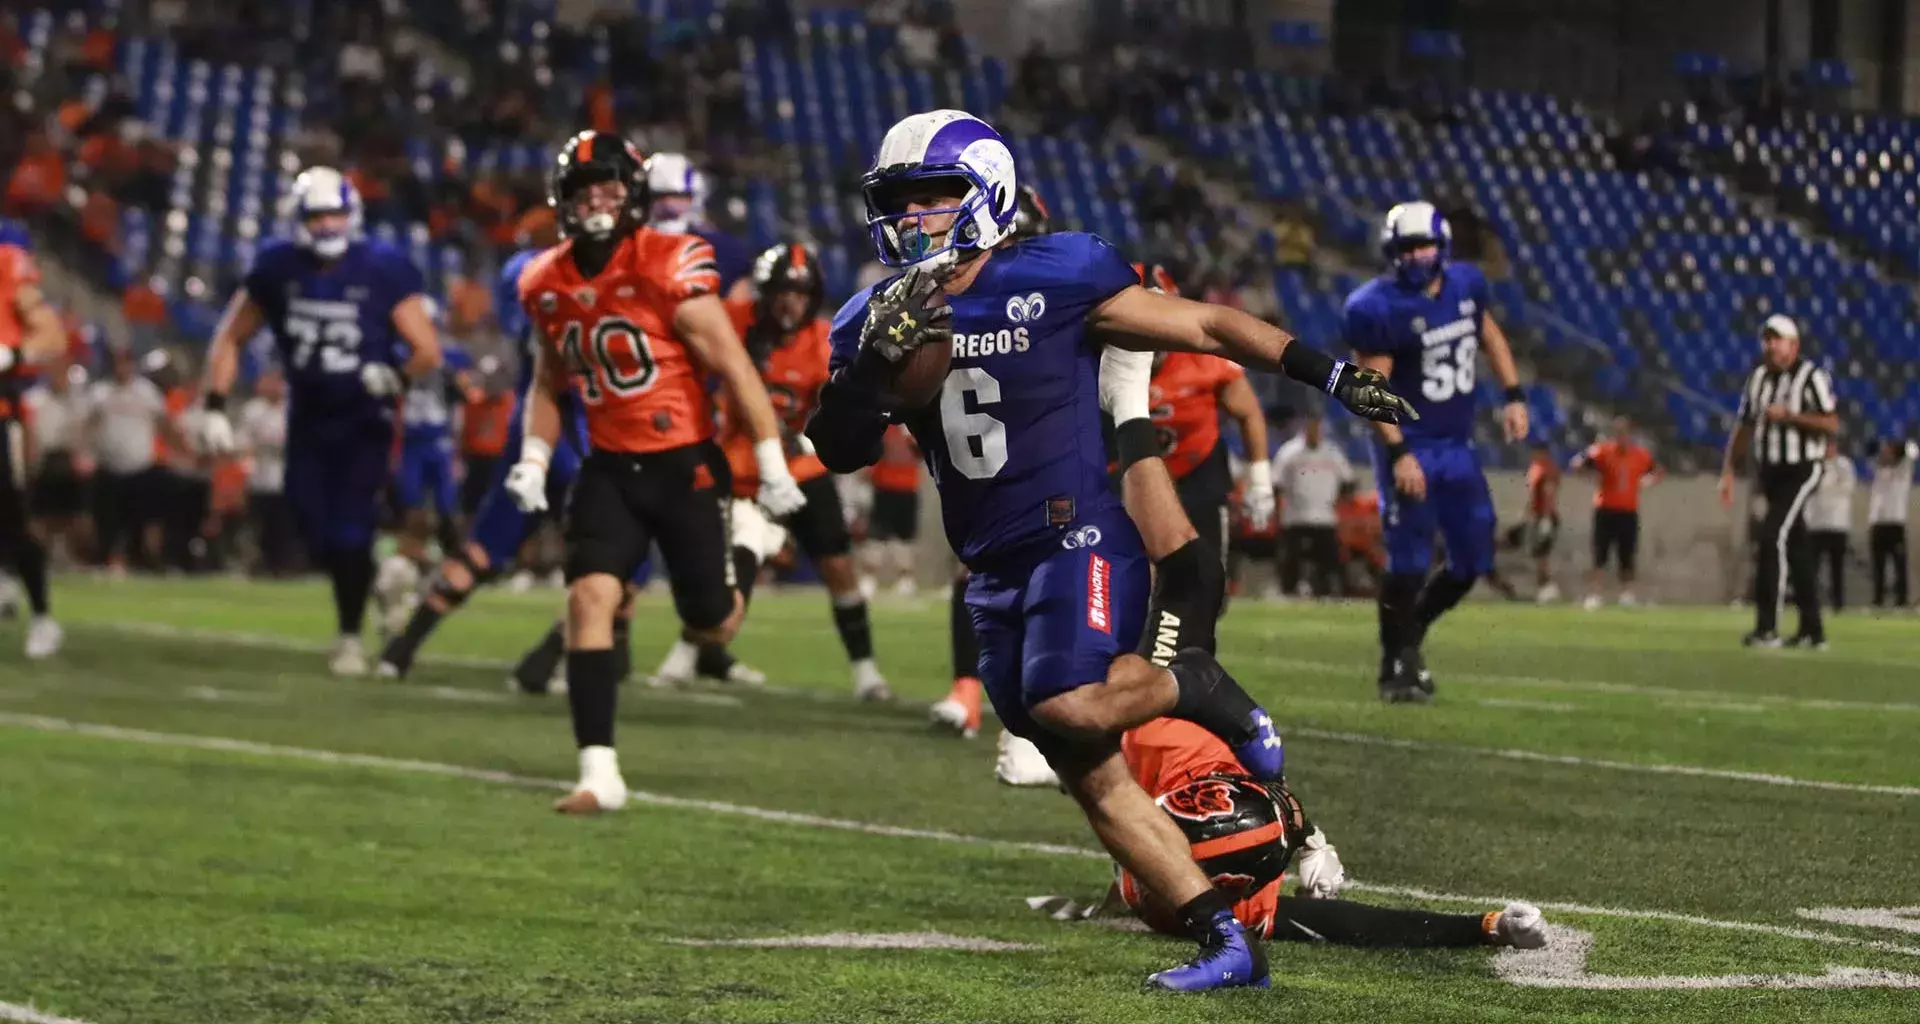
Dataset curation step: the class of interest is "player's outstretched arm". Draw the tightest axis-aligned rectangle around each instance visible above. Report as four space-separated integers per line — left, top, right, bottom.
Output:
390 295 445 378
677 294 806 515
1088 286 1413 423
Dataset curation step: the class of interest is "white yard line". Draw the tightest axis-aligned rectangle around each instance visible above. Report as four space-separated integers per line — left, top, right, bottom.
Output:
0 1003 93 1024
1263 655 1920 714
64 620 1920 797
5 710 1919 963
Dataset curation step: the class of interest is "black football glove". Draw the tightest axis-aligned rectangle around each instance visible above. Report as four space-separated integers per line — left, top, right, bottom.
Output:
860 268 953 363
1331 363 1418 424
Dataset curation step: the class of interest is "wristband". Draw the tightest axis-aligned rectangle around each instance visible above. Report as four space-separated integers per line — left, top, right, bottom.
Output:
203 392 227 413
520 436 553 469
1247 459 1272 492
1278 341 1341 393
1503 386 1527 404
753 437 791 480
1114 418 1161 475
1386 441 1410 464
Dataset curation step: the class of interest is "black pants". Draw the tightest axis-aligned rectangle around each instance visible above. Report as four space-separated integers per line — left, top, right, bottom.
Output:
461 454 499 517
1282 524 1340 597
250 492 301 575
164 472 210 573
94 467 165 568
1870 522 1909 606
1754 463 1824 639
1810 529 1847 610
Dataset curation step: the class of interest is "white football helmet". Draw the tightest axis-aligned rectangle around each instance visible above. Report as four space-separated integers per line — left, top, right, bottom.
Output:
1379 200 1451 290
285 166 363 259
644 152 707 233
861 109 1020 274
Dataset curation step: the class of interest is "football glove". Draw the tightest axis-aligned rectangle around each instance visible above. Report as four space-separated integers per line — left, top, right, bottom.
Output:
1330 363 1418 424
360 362 406 398
1292 826 1345 899
1243 460 1276 532
0 345 14 374
199 410 237 456
505 438 551 514
860 268 953 363
753 438 808 518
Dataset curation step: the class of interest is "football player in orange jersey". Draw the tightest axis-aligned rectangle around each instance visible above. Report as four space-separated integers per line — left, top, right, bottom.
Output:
504 133 807 814
1134 264 1274 570
1081 717 1547 951
651 243 891 700
0 222 69 658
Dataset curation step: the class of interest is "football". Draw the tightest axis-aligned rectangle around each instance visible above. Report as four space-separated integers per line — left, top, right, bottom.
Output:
882 340 951 409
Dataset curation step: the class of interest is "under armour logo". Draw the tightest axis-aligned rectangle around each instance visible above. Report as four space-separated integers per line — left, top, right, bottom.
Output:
1253 712 1283 749
889 314 918 339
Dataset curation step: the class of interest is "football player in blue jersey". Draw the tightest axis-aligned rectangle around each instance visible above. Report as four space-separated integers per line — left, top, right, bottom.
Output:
374 242 592 685
806 109 1412 993
201 167 443 676
371 322 475 640
645 152 754 299
1344 202 1529 703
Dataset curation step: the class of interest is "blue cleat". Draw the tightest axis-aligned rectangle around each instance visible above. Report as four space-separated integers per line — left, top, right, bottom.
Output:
1145 911 1271 993
1232 708 1286 781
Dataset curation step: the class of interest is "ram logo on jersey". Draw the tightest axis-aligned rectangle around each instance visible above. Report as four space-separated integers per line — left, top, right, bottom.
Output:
951 327 1031 358
1005 291 1046 323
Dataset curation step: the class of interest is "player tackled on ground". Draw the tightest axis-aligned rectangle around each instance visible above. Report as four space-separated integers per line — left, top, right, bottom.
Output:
650 242 891 700
200 168 444 675
505 132 806 813
807 109 1413 991
1345 202 1528 703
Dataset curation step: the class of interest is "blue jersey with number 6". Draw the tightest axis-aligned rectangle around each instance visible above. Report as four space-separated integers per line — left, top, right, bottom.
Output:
1342 262 1490 445
244 237 425 433
827 232 1138 569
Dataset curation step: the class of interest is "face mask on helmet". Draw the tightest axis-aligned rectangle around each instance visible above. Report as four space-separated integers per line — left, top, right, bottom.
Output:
289 170 361 259
563 169 627 239
306 218 350 259
1389 239 1445 290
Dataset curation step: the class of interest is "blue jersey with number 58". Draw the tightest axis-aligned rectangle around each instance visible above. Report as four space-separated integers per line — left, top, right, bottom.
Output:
827 232 1138 569
1342 262 1490 445
244 238 425 431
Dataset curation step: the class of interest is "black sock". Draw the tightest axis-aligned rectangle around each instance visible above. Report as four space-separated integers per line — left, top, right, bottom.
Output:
1413 572 1475 644
1270 896 1487 948
695 643 736 678
330 547 375 635
831 595 874 661
612 618 632 684
381 602 449 675
513 621 567 691
435 515 464 561
1137 539 1225 664
16 536 49 616
1167 647 1260 747
1377 572 1424 675
951 576 980 679
732 547 760 602
1175 888 1236 943
564 647 621 748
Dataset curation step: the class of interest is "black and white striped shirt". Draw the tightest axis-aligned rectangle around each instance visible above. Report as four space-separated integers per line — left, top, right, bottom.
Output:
1737 359 1837 467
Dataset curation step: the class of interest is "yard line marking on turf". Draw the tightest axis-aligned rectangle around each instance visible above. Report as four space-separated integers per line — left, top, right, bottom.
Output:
1291 728 1920 798
83 621 743 708
7 711 1920 963
0 1002 94 1024
1471 698 1577 713
1263 655 1920 714
666 932 1039 951
182 686 285 705
1494 925 1920 989
64 620 1920 795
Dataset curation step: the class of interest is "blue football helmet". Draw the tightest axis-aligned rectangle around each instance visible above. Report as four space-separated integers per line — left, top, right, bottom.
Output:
861 109 1020 273
1379 201 1451 291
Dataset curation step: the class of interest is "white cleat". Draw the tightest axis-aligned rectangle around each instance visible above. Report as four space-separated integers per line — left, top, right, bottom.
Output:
374 661 402 680
1292 826 1346 898
328 635 369 676
929 697 972 734
891 577 917 598
555 745 628 814
373 555 420 642
0 573 20 619
648 638 699 688
1535 582 1561 604
851 659 893 702
1493 901 1549 949
508 570 536 594
24 616 63 659
995 730 1059 788
1581 593 1603 612
713 661 766 686
1617 590 1639 607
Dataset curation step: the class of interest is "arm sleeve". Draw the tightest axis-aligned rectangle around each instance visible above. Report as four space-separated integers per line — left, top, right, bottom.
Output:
807 290 893 473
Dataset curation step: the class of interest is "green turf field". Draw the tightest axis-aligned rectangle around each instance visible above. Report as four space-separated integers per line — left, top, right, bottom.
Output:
3 576 1918 1023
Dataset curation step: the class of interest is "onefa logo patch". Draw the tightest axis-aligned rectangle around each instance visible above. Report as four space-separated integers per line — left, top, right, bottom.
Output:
1086 553 1111 633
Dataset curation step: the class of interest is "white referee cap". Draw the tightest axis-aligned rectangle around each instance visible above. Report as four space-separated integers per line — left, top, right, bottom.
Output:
1761 313 1799 340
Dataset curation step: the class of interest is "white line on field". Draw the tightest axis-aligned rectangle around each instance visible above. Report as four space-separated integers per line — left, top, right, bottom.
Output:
0 1002 92 1024
67 620 1920 796
5 711 1920 962
1290 728 1920 798
1495 925 1920 989
1263 655 1920 714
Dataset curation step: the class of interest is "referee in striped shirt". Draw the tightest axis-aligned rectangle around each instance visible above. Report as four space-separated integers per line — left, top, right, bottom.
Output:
1717 314 1840 648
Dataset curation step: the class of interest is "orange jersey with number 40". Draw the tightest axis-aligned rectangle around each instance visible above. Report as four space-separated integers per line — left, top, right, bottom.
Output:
519 229 720 454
